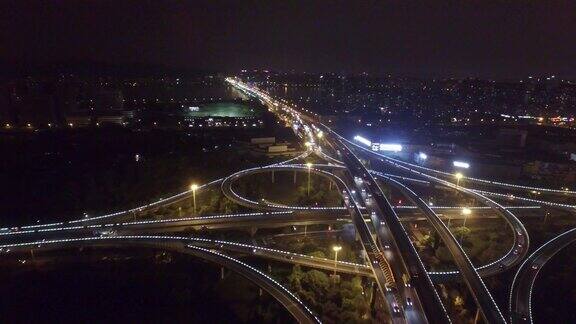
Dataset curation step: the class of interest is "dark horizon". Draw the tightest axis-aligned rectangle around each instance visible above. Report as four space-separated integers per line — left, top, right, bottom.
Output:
1 1 575 80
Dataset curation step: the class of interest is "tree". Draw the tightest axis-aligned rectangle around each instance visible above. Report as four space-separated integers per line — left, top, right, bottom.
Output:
419 234 436 249
308 250 326 258
454 295 464 307
453 226 471 242
435 246 453 263
219 196 239 213
288 265 304 291
302 270 330 297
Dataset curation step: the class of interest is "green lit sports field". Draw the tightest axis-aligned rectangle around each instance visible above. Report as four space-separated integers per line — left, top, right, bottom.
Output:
185 102 259 118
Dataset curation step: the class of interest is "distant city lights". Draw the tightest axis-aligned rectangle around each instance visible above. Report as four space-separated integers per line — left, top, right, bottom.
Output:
354 136 402 152
354 135 372 146
453 161 470 169
373 143 402 152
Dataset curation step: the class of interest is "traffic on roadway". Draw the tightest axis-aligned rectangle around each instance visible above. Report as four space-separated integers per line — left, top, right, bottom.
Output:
3 77 576 324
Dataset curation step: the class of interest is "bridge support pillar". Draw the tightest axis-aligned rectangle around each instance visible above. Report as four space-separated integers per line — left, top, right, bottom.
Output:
221 267 225 280
369 282 377 312
271 170 275 183
293 171 297 184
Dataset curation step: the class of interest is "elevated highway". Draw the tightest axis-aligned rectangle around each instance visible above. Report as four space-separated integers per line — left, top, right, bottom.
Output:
1 152 310 233
509 228 576 323
220 164 346 212
346 142 530 282
378 174 507 323
7 77 571 324
0 235 321 324
329 134 450 324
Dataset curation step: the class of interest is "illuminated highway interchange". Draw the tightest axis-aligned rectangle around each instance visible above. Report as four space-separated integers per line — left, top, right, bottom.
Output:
2 77 576 324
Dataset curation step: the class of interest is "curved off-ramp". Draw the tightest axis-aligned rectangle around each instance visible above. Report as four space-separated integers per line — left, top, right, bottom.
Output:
377 173 507 323
348 140 530 282
0 235 321 324
509 228 576 323
371 170 529 281
2 153 310 232
221 164 346 212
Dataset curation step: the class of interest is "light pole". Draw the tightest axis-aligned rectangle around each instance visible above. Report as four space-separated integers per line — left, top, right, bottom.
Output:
332 245 342 276
461 207 472 243
461 207 472 227
191 184 198 215
455 173 463 188
306 162 312 196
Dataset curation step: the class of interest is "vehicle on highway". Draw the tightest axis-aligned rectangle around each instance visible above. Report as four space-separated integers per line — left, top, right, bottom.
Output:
402 273 412 287
97 229 116 237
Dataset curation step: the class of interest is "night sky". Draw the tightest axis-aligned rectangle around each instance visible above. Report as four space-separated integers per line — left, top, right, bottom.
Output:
1 1 575 79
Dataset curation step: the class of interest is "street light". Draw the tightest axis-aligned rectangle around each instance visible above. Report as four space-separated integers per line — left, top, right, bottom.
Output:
190 184 198 215
333 245 342 276
460 207 472 243
306 163 312 196
461 207 472 227
455 173 463 188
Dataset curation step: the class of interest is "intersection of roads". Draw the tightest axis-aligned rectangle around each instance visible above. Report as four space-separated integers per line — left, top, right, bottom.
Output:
1 77 576 324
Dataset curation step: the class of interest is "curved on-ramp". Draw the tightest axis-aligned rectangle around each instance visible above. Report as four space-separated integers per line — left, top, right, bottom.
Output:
378 174 507 323
344 140 576 197
338 133 532 323
0 235 321 324
509 228 576 323
221 158 432 322
2 152 310 232
348 139 530 282
221 164 346 212
371 170 529 281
